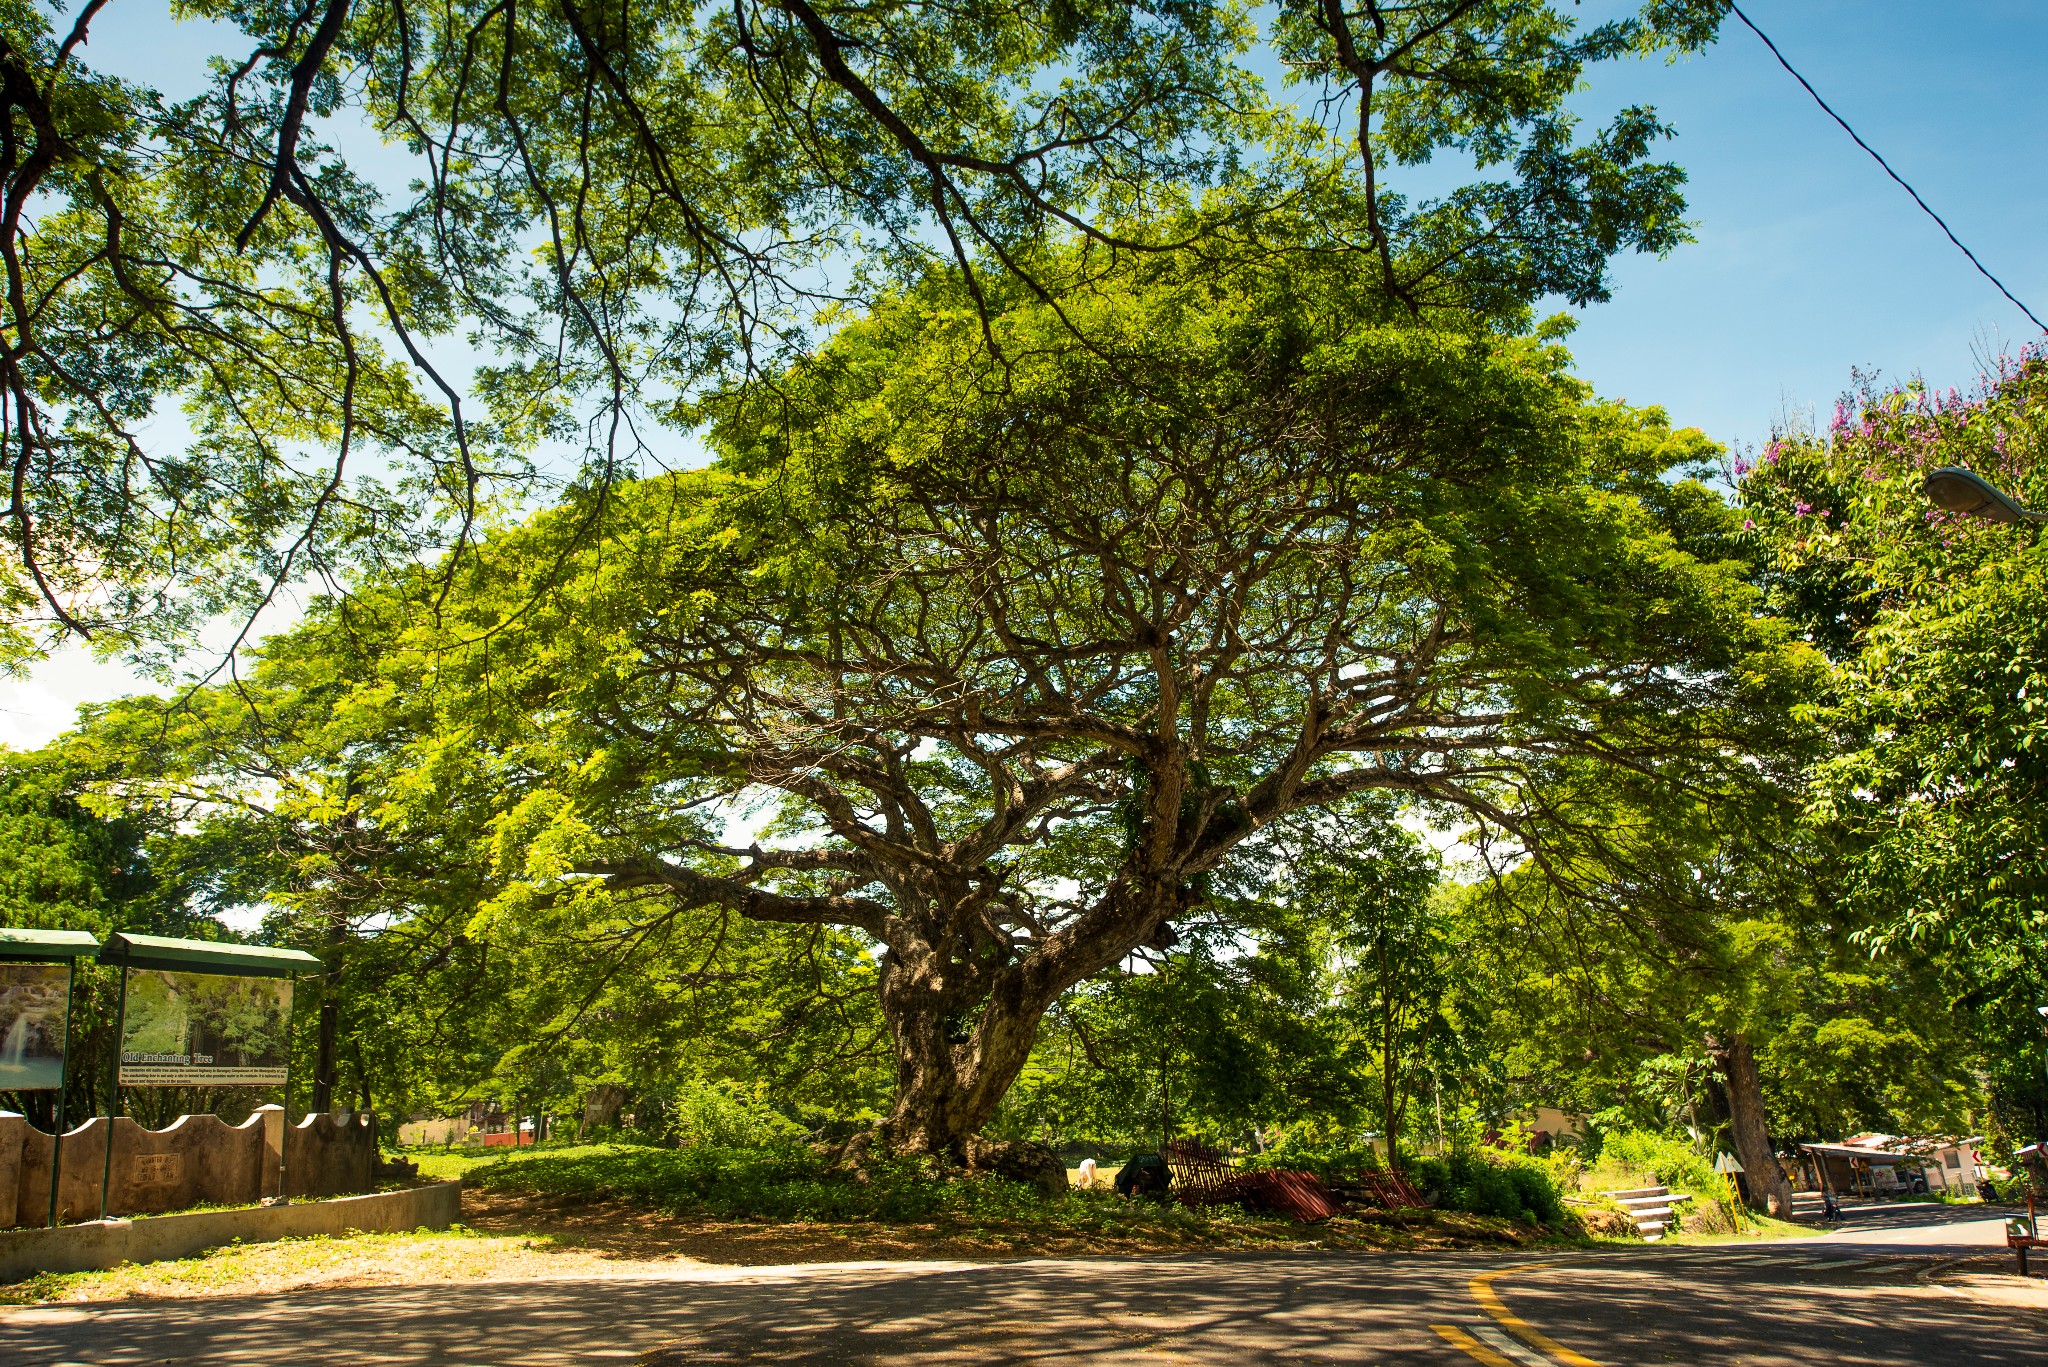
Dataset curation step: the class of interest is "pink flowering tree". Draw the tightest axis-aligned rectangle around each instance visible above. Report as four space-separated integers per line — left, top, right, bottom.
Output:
1737 350 2048 1147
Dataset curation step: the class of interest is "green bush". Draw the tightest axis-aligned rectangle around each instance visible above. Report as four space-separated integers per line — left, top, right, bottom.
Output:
469 1142 946 1220
461 1141 1269 1233
670 1083 807 1150
1593 1130 1720 1197
1406 1149 1566 1225
1236 1139 1567 1226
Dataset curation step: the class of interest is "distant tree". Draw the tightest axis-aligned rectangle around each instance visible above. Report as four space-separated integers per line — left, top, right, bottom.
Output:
74 625 892 1132
0 746 199 1126
0 751 159 935
1291 806 1454 1158
1000 850 1358 1152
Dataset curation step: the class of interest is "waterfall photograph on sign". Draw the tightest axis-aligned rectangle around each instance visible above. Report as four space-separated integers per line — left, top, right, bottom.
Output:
0 963 68 1090
119 971 293 1087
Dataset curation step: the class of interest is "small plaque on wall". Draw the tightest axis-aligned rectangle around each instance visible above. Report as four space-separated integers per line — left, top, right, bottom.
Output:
133 1153 184 1186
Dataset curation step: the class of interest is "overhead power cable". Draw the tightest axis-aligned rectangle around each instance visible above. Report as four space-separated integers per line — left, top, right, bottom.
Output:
1728 1 2047 334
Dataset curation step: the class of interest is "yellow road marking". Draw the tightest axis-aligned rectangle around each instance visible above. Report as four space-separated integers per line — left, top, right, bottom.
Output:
1433 1323 1520 1367
1470 1264 1605 1367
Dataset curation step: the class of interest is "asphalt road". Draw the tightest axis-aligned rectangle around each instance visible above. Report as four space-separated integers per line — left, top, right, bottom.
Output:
3 1206 2040 1366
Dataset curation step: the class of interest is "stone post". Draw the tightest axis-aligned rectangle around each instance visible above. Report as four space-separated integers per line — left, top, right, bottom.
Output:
254 1104 285 1202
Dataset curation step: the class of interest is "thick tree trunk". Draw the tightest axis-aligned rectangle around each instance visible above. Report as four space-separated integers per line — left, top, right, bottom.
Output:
1709 1032 1793 1218
874 951 1047 1158
867 877 1179 1158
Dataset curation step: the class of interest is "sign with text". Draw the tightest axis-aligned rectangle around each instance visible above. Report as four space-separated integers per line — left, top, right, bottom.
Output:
119 970 292 1086
0 962 69 1090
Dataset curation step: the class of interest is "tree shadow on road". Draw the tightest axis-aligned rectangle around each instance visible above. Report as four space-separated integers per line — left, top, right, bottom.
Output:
7 1248 2040 1366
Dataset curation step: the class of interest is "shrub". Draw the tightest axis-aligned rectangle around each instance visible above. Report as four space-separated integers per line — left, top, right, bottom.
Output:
463 1140 1253 1229
1593 1130 1719 1197
671 1083 807 1149
1234 1138 1568 1226
1406 1149 1567 1225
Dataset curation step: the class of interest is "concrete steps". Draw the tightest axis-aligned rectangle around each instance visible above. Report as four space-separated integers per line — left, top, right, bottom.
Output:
1601 1185 1694 1241
1790 1191 1830 1220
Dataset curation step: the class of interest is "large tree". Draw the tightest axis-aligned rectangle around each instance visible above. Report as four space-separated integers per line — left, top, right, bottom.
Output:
1739 356 2048 1156
367 248 1807 1158
0 0 1722 663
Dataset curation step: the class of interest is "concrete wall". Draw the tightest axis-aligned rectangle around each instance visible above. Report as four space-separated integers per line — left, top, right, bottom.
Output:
288 1111 377 1199
0 1107 379 1227
396 1117 463 1147
0 1180 460 1283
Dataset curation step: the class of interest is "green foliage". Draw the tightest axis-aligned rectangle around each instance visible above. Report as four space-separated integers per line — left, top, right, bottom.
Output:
460 1141 1259 1234
1407 1150 1567 1225
1268 0 1725 315
0 0 1729 664
1589 1129 1719 1197
1003 803 1483 1154
668 1082 810 1150
1740 354 2048 1140
1295 808 1460 1150
0 750 177 936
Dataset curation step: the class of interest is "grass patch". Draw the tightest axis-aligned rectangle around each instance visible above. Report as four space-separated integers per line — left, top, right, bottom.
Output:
405 1146 557 1182
456 1140 1293 1236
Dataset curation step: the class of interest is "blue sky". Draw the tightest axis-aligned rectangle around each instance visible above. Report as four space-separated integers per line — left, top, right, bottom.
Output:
1553 0 2047 451
5 0 2044 744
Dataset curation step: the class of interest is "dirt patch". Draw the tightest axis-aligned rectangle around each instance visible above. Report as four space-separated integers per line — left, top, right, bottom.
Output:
1 1188 1580 1307
0 1229 675 1305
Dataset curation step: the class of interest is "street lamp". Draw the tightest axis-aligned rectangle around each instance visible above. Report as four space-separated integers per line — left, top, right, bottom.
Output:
1921 467 2048 524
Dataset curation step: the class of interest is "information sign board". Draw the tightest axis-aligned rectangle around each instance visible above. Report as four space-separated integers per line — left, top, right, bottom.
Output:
118 969 293 1086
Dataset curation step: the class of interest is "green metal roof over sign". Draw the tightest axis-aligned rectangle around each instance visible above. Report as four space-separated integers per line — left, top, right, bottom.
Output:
98 932 320 978
0 927 101 962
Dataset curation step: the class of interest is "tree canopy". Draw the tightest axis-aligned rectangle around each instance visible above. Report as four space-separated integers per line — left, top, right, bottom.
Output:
12 1 2015 1196
0 0 1725 664
281 244 1803 1155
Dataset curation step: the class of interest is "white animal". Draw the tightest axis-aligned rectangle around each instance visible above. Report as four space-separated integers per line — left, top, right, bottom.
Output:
1077 1158 1098 1189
